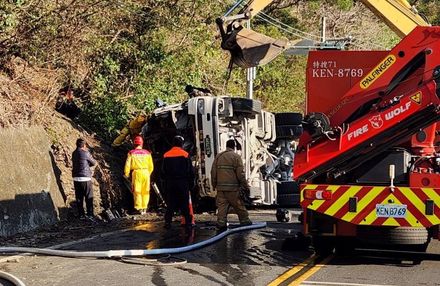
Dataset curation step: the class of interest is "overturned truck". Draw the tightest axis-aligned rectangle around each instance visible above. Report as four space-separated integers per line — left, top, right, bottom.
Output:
142 87 302 209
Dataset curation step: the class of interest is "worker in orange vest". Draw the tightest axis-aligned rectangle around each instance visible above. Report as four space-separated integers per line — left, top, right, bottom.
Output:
161 135 195 229
124 136 154 215
112 113 147 147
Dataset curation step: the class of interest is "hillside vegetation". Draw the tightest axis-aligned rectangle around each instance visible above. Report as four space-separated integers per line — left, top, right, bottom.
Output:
1 0 439 141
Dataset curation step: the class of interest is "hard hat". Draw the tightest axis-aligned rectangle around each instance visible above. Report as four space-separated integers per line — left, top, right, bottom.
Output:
133 136 143 146
173 135 184 147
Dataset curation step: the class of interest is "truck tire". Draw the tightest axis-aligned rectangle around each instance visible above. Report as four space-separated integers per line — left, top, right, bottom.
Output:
277 181 300 195
275 113 303 126
358 226 429 248
231 98 261 114
276 193 300 207
313 236 335 255
276 125 303 139
276 208 291 222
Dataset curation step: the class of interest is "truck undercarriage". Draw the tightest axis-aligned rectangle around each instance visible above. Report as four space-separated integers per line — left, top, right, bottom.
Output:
142 87 302 209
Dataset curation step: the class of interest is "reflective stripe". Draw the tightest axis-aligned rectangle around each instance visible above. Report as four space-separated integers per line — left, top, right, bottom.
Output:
301 184 440 227
217 165 234 170
129 149 150 155
73 177 92 182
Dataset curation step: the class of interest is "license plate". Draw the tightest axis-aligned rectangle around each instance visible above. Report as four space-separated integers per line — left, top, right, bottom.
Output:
376 204 407 218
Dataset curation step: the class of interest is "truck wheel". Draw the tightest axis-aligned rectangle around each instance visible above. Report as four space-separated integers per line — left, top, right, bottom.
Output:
276 208 290 222
231 98 261 114
277 193 300 207
275 113 303 126
277 181 300 195
334 239 355 255
313 236 334 256
358 226 429 249
276 125 303 139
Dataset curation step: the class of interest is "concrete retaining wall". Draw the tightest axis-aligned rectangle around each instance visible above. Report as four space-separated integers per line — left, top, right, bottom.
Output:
0 127 65 237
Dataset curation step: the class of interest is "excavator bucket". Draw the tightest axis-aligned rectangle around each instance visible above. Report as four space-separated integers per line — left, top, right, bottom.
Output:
221 27 288 68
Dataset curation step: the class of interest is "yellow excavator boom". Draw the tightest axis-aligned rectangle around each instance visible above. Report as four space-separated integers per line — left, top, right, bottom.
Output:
218 0 430 68
238 0 274 18
359 0 429 38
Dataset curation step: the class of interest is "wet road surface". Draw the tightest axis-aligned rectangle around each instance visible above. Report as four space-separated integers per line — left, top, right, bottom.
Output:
1 211 440 285
0 211 312 286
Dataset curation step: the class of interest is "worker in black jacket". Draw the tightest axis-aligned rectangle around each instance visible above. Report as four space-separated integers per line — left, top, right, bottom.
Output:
72 138 96 220
161 135 194 229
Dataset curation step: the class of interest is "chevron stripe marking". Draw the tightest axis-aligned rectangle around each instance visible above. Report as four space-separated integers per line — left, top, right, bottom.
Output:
301 185 318 208
371 194 418 226
393 189 431 227
421 188 440 219
361 193 400 225
334 186 373 219
351 188 389 224
345 187 384 224
403 187 440 225
308 199 326 211
326 186 363 217
395 217 412 227
316 186 349 213
400 187 437 225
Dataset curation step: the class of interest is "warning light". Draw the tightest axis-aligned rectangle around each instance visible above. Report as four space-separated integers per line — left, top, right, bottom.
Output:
304 189 332 200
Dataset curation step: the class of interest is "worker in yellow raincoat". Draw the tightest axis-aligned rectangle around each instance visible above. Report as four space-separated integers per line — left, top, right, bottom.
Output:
112 113 147 147
124 136 154 215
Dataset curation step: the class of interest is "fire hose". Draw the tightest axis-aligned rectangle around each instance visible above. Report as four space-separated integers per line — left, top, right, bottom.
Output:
0 270 26 286
0 222 266 258
0 222 266 284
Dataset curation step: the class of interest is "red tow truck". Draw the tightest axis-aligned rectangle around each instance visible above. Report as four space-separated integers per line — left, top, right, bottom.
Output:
218 0 440 252
297 26 440 253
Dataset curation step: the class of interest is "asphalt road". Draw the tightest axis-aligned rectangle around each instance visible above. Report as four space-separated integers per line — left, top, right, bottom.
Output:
302 241 440 286
1 211 440 286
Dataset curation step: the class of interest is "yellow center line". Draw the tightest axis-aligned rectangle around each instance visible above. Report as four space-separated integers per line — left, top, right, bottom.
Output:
268 254 333 286
288 255 334 286
267 255 318 286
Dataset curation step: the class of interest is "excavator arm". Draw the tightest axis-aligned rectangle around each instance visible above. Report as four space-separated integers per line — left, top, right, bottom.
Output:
216 0 289 68
239 0 273 18
360 0 429 38
218 0 430 68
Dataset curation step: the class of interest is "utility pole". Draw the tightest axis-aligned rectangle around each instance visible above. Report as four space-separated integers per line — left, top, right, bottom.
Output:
246 19 256 99
321 16 326 43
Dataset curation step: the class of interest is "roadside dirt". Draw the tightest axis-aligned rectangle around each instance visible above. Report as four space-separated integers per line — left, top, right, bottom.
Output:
0 57 133 238
0 57 217 245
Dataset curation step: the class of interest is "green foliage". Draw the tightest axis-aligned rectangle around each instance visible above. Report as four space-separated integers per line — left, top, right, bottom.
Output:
335 0 353 11
416 0 440 25
80 94 129 140
308 0 322 11
255 55 307 113
1 0 439 141
0 2 18 32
